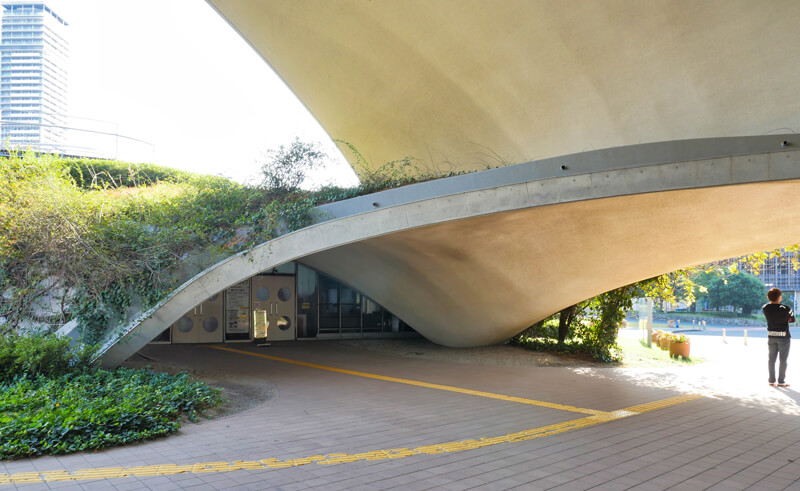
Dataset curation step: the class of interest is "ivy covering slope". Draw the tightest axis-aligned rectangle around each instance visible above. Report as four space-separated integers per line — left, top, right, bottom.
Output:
0 144 469 344
0 153 265 343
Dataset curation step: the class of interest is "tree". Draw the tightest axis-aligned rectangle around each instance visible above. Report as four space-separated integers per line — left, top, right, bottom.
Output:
577 284 637 362
255 139 328 239
707 272 765 314
259 138 326 192
557 304 576 347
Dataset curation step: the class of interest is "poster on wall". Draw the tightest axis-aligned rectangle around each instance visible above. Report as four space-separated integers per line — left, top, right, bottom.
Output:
226 281 250 334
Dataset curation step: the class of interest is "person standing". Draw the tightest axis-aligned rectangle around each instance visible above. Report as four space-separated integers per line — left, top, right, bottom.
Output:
762 287 795 387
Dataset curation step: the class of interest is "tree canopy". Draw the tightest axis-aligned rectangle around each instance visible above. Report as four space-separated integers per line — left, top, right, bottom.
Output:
707 272 765 314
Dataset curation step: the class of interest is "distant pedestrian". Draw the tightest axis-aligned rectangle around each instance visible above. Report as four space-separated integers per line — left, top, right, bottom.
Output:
762 287 795 387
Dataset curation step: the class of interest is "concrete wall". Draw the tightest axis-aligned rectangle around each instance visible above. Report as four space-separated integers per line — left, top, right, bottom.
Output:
101 136 800 367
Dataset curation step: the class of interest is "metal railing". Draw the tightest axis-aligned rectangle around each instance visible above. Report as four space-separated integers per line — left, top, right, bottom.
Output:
0 113 154 162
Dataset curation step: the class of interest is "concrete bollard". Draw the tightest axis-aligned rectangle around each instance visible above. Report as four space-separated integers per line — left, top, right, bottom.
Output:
744 329 747 346
723 328 726 343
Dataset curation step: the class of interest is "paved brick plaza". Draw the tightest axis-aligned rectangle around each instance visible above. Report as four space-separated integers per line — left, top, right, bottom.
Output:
2 333 800 490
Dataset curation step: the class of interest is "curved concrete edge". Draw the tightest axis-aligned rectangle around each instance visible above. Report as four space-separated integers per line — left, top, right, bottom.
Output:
298 184 792 348
101 139 800 367
315 136 800 222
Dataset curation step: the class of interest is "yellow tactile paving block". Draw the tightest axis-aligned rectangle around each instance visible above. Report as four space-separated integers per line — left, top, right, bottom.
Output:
0 348 705 486
0 396 705 486
0 417 588 484
208 345 606 416
620 393 705 414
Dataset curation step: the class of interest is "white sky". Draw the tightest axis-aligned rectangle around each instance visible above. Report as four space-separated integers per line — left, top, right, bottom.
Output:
43 0 360 187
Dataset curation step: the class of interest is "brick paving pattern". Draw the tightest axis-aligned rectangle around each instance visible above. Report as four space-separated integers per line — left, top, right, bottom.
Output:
2 332 799 490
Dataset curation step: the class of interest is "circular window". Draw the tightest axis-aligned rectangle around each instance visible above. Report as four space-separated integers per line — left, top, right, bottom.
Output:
207 293 219 302
277 315 291 331
202 317 219 333
256 286 270 301
176 316 193 333
277 287 292 302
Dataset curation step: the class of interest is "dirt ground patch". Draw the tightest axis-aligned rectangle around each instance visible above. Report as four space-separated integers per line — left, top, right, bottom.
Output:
336 338 606 368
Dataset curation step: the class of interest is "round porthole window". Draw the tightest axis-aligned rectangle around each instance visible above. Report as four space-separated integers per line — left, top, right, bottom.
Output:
277 316 291 331
256 286 270 301
202 317 219 333
277 287 292 302
176 316 193 333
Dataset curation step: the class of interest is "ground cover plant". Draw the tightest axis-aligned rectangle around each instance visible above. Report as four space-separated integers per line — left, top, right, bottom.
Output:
0 333 223 459
0 151 263 343
0 144 471 345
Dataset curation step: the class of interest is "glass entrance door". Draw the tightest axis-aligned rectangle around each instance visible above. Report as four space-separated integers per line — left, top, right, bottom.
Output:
251 275 296 341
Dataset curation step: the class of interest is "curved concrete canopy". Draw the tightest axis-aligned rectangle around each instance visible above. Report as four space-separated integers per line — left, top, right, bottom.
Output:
207 0 800 175
101 136 800 367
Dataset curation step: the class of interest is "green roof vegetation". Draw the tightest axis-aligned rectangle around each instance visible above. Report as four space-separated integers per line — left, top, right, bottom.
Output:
0 142 471 345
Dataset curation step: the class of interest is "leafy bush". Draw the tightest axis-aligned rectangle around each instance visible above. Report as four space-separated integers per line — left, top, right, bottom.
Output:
577 286 634 362
510 285 636 363
0 152 265 342
0 333 223 460
313 140 475 205
510 318 559 342
509 335 592 356
0 333 96 383
259 138 326 192
0 368 223 459
67 159 198 189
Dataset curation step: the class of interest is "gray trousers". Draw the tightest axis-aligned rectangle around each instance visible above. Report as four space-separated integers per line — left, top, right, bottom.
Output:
768 337 791 384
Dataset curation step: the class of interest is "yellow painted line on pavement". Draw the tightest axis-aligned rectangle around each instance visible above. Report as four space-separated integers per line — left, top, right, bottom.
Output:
0 391 703 485
207 345 607 416
0 349 706 486
620 393 705 414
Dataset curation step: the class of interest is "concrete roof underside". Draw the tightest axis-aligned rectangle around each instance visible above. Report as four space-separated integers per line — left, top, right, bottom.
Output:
208 0 800 176
101 136 800 367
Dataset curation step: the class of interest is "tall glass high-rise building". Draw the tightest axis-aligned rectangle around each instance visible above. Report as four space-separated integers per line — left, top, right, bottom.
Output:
0 2 67 152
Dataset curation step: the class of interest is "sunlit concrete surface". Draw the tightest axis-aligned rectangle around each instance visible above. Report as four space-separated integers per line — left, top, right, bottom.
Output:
207 0 800 175
9 339 800 489
101 136 800 367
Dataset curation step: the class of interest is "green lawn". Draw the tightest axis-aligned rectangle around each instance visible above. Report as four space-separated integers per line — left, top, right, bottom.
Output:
617 336 704 367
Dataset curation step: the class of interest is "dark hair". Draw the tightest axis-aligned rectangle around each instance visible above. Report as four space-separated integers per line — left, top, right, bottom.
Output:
767 287 782 302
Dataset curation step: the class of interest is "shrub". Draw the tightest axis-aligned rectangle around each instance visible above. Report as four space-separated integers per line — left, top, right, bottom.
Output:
0 333 223 459
66 159 198 189
509 318 559 344
0 333 96 383
0 152 265 342
0 368 223 459
259 138 326 192
510 285 635 363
